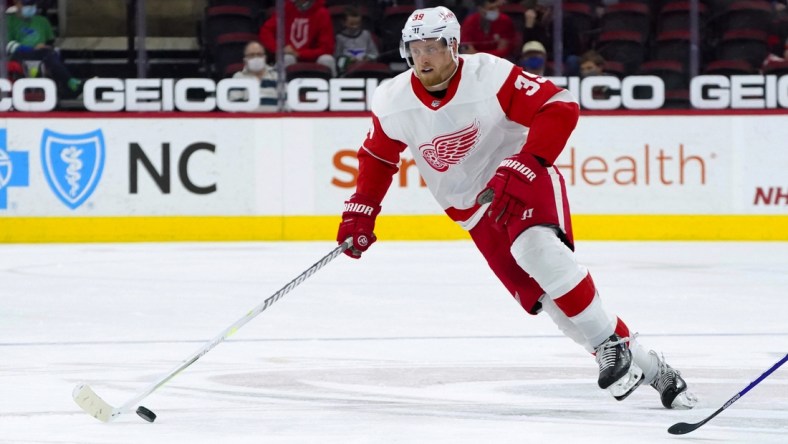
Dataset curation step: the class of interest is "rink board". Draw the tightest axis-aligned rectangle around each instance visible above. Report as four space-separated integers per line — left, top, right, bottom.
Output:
1 215 786 242
0 112 786 241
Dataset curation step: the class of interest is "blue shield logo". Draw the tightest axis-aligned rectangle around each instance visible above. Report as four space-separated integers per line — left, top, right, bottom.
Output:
0 148 12 189
41 129 105 210
0 128 30 210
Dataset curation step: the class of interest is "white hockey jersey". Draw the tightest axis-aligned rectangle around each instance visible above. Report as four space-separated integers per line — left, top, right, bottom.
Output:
358 53 578 230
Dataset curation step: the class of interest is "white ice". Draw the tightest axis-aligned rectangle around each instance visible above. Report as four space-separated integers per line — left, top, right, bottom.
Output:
1 240 786 443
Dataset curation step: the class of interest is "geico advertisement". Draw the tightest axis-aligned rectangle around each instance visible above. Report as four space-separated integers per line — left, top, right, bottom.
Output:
3 75 788 112
0 119 267 215
316 116 787 215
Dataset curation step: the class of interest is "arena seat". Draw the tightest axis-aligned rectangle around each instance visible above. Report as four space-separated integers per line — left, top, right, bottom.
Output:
286 62 333 81
596 31 646 75
639 60 688 90
717 29 769 70
342 61 393 80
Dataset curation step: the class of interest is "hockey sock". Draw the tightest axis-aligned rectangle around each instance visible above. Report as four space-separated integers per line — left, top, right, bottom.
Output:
552 273 618 349
629 338 659 385
511 226 619 349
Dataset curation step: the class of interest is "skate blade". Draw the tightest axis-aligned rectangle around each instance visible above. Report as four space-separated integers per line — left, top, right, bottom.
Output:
670 390 698 410
609 364 644 400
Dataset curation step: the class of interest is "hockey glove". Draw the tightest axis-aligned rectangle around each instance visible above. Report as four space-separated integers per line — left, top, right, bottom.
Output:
478 152 547 227
337 194 381 259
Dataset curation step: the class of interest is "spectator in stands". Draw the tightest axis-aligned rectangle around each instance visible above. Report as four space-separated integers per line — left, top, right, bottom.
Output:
579 50 613 100
518 40 547 76
230 41 280 112
460 0 517 60
259 0 337 77
6 0 82 97
334 5 379 76
522 0 544 41
579 50 606 77
521 0 582 76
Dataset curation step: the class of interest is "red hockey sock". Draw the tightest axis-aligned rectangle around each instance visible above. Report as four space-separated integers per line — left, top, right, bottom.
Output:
553 273 596 317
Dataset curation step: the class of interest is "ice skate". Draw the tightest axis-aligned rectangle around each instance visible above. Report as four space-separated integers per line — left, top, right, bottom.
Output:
595 334 644 400
650 352 698 409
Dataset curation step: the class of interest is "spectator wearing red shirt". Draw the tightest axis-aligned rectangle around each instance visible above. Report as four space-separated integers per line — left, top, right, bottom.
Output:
460 0 517 61
259 0 336 76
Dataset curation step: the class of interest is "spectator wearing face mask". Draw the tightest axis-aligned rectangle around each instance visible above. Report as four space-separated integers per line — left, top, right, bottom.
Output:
230 41 281 112
460 0 517 60
518 40 546 76
259 0 336 77
334 6 379 76
6 0 82 98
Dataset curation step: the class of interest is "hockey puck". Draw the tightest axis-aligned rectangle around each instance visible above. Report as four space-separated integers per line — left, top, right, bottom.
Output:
136 406 157 423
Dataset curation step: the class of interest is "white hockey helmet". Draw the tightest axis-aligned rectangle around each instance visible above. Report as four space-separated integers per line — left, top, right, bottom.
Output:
399 6 461 67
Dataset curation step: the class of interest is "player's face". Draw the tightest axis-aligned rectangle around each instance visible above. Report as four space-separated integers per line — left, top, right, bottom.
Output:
409 39 457 89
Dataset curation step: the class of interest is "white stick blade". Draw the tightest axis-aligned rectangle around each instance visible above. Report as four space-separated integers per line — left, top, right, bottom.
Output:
72 383 119 423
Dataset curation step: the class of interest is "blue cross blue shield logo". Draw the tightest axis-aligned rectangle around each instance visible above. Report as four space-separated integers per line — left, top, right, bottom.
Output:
41 129 105 210
0 128 30 210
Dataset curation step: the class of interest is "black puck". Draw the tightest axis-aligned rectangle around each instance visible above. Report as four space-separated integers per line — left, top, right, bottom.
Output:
136 405 157 423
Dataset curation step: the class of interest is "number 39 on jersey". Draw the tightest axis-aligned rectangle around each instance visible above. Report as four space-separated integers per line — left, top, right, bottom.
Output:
515 71 546 97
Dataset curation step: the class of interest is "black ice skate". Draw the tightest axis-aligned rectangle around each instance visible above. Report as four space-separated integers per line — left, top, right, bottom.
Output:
650 351 698 409
594 334 644 400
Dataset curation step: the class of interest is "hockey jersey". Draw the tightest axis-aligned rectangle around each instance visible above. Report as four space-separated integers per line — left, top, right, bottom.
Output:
357 53 579 230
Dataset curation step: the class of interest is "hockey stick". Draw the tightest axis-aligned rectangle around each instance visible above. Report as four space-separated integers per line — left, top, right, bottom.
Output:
667 353 788 435
73 239 352 423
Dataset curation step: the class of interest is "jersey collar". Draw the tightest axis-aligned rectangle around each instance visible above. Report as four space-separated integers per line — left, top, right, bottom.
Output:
410 58 464 111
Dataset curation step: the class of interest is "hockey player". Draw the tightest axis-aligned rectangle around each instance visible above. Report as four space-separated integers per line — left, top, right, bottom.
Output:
336 6 696 409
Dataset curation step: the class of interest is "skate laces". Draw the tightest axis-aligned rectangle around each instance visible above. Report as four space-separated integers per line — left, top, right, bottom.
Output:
651 352 679 392
650 351 697 409
595 335 631 371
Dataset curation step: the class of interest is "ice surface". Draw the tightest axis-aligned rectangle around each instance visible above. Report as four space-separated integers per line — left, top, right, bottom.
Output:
1 241 786 443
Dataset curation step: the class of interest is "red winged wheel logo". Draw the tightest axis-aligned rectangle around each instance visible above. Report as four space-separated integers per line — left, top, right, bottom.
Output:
418 119 480 172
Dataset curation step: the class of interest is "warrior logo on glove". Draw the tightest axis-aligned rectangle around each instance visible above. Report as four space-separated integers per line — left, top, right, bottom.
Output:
344 202 376 216
338 194 381 259
499 159 537 182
